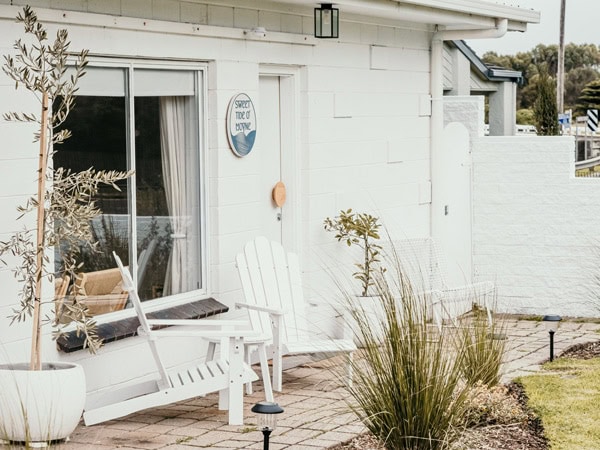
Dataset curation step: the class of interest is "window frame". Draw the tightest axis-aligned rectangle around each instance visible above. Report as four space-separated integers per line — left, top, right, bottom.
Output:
56 57 210 323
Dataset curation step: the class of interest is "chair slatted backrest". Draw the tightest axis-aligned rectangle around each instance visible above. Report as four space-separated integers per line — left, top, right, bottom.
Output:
384 238 446 292
113 252 172 389
236 246 274 341
237 237 308 344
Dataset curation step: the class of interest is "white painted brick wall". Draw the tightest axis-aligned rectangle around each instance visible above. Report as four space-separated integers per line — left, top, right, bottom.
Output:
444 96 485 138
472 135 600 317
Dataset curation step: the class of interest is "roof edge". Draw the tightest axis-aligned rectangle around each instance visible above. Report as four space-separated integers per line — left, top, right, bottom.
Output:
452 40 523 84
396 0 540 24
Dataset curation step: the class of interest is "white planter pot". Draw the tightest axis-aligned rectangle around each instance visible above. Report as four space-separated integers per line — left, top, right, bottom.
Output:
347 295 386 347
0 362 85 444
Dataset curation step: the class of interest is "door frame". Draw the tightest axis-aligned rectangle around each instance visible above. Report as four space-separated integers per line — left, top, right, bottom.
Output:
259 65 301 254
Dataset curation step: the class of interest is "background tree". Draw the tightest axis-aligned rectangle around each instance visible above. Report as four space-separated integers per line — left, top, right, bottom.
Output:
564 43 600 71
533 67 559 135
516 108 535 125
481 43 600 122
575 79 600 115
565 67 600 107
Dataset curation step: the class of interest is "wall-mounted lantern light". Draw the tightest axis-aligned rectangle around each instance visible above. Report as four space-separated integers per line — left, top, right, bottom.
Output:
542 314 562 361
251 401 284 450
314 3 339 39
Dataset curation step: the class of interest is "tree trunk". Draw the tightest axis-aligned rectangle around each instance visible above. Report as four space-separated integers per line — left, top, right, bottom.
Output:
30 91 49 371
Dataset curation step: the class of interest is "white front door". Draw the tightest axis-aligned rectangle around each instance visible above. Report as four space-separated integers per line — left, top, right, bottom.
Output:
258 75 283 244
257 69 299 252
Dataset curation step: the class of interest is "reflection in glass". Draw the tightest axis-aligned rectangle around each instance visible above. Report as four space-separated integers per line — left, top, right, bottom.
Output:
53 69 202 320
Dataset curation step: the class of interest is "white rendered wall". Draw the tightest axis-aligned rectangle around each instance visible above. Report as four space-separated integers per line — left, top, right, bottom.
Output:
0 3 434 392
471 135 600 318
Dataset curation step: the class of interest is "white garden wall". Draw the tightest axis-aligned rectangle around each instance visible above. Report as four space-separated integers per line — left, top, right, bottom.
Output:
471 135 600 318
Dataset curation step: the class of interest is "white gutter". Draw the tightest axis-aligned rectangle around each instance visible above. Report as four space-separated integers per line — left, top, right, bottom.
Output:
397 0 539 24
267 0 526 30
434 18 508 41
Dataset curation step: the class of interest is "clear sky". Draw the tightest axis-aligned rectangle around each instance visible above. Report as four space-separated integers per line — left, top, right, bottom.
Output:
466 1 598 56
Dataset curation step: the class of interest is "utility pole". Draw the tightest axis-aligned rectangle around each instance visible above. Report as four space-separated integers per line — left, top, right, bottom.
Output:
557 0 566 114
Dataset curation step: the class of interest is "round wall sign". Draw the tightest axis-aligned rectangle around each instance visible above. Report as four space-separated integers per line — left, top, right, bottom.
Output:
226 93 257 157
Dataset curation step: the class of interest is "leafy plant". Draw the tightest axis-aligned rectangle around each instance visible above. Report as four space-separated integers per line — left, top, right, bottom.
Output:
0 6 132 370
324 209 384 297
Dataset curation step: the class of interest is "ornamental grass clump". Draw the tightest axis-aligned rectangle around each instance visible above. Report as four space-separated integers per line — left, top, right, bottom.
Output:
342 269 469 450
457 308 506 387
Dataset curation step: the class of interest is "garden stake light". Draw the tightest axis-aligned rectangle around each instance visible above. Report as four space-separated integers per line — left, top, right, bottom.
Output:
251 401 284 450
542 315 562 361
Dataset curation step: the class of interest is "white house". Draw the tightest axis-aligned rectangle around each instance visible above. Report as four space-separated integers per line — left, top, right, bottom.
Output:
0 1 539 394
444 39 523 136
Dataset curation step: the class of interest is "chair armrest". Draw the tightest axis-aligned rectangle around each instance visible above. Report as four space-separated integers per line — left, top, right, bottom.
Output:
439 282 495 303
444 281 495 294
410 288 444 303
145 328 263 339
235 302 285 316
146 319 247 328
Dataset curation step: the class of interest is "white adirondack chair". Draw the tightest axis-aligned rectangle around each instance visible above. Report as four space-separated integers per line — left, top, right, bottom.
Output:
385 238 495 330
83 253 268 427
234 237 357 392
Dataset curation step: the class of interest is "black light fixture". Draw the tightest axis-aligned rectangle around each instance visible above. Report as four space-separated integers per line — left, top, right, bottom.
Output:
314 3 339 39
542 315 562 362
251 401 284 450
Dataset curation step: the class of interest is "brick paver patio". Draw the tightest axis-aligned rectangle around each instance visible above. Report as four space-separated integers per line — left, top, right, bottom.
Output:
2 317 599 449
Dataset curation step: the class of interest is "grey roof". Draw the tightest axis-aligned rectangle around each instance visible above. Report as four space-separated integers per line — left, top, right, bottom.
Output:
453 40 523 85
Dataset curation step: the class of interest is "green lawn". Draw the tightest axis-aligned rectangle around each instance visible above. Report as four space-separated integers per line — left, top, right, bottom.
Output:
519 358 600 450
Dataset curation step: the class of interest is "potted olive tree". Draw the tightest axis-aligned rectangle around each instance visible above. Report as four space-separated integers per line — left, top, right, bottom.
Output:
0 7 131 444
324 209 386 343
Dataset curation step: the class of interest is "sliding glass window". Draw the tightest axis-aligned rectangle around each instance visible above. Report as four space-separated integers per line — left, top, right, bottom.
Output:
54 65 204 318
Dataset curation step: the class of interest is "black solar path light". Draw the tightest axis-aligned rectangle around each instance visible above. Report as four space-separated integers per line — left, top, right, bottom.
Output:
251 401 284 450
542 315 562 362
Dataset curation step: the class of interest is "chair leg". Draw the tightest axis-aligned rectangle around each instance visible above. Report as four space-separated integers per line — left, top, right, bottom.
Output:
432 302 443 332
272 320 283 392
257 343 273 402
245 345 253 396
273 346 283 392
224 336 244 425
486 303 493 326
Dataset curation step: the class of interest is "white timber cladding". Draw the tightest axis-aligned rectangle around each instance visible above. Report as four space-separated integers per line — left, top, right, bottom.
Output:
0 2 433 392
442 46 453 91
470 73 498 93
